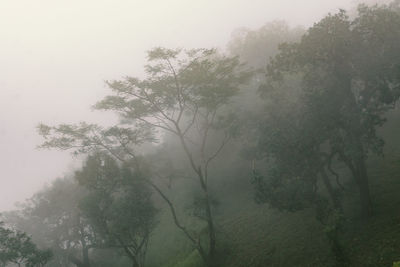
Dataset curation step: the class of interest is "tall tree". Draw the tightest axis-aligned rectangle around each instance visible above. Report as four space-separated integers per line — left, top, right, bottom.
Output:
76 153 157 267
38 47 252 266
250 78 348 265
259 4 400 217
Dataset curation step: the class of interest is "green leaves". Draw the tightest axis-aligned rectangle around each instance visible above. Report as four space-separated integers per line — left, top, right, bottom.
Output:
76 153 157 263
254 3 400 216
0 222 52 266
37 46 254 265
94 47 252 133
264 3 400 160
37 122 155 158
146 47 182 61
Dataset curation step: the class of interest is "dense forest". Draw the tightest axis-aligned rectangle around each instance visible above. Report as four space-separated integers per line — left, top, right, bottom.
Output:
1 1 400 266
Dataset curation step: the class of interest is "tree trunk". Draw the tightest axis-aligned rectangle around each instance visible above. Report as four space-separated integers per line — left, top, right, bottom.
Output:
132 259 140 267
82 247 90 267
196 168 216 267
339 134 373 218
175 126 217 266
355 157 372 217
204 191 216 262
341 73 372 218
68 254 86 267
320 168 342 211
198 171 216 267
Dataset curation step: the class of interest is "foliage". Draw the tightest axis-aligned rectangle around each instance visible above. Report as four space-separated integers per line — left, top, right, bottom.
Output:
17 177 95 267
94 47 251 266
228 21 304 69
0 222 52 267
38 47 252 267
255 3 400 218
30 2 400 266
38 123 155 159
76 152 158 267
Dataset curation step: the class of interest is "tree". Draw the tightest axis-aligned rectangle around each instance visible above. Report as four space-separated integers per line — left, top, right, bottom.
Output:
227 20 305 122
0 222 52 267
38 47 252 266
75 152 157 267
228 20 304 69
5 174 147 267
258 4 400 218
250 79 348 265
12 177 96 267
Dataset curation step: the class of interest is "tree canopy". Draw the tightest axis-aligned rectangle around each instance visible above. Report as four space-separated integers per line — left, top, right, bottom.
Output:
255 2 400 218
0 222 52 267
38 47 252 267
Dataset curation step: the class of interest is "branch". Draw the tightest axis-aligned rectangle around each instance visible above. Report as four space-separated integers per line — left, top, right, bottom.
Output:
204 133 230 185
200 110 212 162
146 179 197 246
121 88 177 128
135 117 178 134
140 88 177 125
206 133 230 166
176 125 202 177
182 104 199 136
326 151 345 191
165 58 184 119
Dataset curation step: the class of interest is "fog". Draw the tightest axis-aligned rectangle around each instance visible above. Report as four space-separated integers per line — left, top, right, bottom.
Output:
0 0 368 211
1 1 399 267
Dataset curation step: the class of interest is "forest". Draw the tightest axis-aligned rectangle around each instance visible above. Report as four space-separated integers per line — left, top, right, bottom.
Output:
1 1 400 266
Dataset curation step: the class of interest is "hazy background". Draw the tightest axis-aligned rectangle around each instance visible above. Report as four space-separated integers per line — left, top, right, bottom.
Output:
0 0 366 211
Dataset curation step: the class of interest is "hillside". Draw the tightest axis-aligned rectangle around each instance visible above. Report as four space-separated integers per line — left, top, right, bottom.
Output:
164 111 400 267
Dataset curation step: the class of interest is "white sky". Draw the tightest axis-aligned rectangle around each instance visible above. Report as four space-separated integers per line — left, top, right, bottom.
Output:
0 0 370 211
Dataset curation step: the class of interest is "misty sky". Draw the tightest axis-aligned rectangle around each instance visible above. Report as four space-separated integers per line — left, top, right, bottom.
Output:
0 0 371 211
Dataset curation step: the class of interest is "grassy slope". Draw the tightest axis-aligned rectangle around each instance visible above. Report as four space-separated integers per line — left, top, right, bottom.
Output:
168 155 400 267
343 150 400 266
164 110 400 267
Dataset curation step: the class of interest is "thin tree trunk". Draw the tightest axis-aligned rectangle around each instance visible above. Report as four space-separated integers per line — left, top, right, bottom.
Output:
175 125 217 266
82 247 90 267
320 168 342 211
197 169 216 266
147 180 209 264
355 157 372 217
203 186 216 263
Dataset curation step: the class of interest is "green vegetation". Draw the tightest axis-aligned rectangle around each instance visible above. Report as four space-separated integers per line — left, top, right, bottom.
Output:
0 222 52 267
162 135 400 266
2 1 400 267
